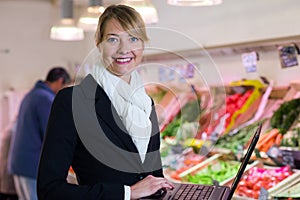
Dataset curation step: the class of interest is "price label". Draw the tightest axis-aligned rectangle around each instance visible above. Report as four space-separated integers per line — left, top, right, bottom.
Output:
281 150 295 168
266 145 295 168
278 45 299 68
267 145 281 158
242 51 258 73
258 187 269 200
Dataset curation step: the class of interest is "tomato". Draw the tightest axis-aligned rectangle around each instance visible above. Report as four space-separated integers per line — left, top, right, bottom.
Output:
244 189 253 197
236 99 246 108
238 180 246 187
253 190 260 199
237 186 248 197
261 181 270 189
253 180 262 191
246 179 256 189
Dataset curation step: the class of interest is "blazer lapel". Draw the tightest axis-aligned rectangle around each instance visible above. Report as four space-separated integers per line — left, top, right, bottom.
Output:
79 74 141 156
142 103 161 167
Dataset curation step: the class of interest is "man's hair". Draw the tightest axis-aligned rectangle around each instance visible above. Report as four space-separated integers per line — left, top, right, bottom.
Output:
46 67 71 84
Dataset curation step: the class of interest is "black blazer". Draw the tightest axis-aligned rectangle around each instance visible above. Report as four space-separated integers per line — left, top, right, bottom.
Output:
37 74 163 200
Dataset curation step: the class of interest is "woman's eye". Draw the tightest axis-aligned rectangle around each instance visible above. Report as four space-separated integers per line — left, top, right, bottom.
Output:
130 37 139 42
107 37 118 43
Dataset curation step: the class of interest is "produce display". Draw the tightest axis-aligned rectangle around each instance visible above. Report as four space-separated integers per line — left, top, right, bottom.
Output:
278 115 300 170
160 98 201 141
168 152 207 181
162 147 209 181
281 125 300 149
276 107 300 151
214 121 262 154
270 97 300 134
158 79 300 199
161 116 181 139
200 79 265 139
159 92 200 132
184 159 240 185
256 128 282 153
225 80 264 133
236 166 293 199
225 90 254 128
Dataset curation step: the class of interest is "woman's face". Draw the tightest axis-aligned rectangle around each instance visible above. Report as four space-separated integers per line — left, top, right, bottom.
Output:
100 19 144 82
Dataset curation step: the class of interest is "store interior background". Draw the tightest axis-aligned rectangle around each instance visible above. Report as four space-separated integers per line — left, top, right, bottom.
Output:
1 0 300 131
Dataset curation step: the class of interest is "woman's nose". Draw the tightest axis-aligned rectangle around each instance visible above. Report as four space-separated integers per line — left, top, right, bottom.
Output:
117 41 130 54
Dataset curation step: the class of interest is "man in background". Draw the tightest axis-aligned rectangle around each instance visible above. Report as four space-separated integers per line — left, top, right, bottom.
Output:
7 67 71 200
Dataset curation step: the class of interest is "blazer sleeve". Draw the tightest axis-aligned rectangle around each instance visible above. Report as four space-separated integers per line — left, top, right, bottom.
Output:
37 88 124 200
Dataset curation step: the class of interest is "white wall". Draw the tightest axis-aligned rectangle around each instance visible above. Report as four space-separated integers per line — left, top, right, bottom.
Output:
150 0 300 48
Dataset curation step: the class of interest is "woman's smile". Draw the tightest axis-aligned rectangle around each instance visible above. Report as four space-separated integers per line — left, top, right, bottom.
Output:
114 57 133 65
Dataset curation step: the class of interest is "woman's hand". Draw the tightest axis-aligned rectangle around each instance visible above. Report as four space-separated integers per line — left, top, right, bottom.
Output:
130 175 174 199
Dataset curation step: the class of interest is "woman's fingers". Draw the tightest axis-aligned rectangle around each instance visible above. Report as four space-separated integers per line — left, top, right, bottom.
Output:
130 175 175 199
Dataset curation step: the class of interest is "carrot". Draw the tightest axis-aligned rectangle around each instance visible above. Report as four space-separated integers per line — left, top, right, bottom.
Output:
260 136 276 152
256 128 279 150
275 133 283 145
258 132 276 152
257 133 269 145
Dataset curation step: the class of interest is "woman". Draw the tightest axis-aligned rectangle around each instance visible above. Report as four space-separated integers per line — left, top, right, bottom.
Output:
37 4 174 200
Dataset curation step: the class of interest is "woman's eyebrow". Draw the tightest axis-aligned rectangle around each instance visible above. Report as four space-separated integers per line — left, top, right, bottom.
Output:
106 33 119 37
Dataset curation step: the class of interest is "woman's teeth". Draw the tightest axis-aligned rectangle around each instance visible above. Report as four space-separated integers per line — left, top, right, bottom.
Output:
116 58 131 63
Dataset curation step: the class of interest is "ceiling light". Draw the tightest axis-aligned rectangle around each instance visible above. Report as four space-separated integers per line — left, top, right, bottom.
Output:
78 0 105 32
50 0 84 41
168 0 223 6
122 0 159 24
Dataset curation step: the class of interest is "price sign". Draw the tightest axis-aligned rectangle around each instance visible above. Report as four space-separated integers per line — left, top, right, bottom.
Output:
278 44 299 68
258 187 269 200
267 145 295 168
267 145 284 166
242 51 258 73
267 145 281 158
281 150 295 168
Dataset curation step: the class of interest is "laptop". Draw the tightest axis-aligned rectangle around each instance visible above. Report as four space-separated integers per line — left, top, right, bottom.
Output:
142 123 262 200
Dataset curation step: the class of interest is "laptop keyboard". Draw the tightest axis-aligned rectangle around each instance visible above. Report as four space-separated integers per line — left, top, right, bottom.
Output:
172 184 214 200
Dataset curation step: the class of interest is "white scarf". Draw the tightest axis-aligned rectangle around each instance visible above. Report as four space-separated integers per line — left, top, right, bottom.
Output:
91 63 152 163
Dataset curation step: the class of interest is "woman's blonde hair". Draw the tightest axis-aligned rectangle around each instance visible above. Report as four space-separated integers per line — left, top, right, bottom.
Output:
95 4 149 46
